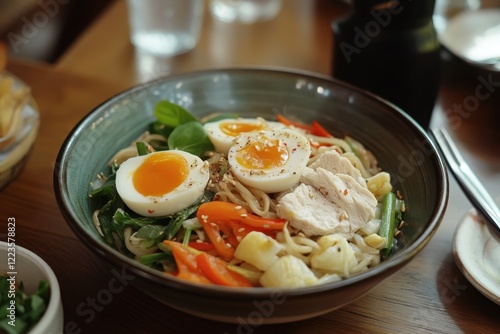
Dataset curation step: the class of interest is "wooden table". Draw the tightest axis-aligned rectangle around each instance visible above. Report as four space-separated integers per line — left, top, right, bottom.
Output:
2 0 499 333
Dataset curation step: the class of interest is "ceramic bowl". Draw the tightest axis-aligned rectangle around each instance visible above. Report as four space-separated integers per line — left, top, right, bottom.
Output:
0 71 40 190
435 0 500 67
0 241 63 334
54 68 448 324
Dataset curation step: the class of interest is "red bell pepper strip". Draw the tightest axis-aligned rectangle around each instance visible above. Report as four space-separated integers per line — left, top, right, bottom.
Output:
164 240 252 287
277 115 333 138
276 114 313 132
196 252 252 287
163 240 212 285
196 201 286 260
187 241 215 252
311 120 333 137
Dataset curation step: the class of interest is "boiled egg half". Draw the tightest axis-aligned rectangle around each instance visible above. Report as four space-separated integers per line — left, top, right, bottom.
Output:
228 128 311 193
115 150 209 217
204 117 284 155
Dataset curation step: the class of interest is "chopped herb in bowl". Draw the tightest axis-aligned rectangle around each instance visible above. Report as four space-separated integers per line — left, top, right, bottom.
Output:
0 276 50 334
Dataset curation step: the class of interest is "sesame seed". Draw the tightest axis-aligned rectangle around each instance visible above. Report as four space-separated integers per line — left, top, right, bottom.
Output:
240 213 248 218
235 205 242 210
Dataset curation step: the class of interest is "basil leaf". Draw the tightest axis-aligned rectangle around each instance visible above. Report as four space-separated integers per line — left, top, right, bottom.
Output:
167 121 214 157
154 100 197 127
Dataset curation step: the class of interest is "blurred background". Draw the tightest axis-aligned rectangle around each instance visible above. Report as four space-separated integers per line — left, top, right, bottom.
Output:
0 0 115 62
1 0 498 156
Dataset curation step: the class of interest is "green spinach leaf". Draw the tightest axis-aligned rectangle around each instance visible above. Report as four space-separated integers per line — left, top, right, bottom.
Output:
154 100 197 127
167 121 214 157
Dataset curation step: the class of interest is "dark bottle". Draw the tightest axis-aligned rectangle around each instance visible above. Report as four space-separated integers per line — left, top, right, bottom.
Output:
332 0 441 129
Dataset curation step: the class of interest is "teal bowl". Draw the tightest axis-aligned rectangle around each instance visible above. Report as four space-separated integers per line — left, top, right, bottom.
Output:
54 68 448 323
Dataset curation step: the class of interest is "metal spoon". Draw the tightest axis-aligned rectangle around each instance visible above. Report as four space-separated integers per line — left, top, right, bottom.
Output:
429 127 500 234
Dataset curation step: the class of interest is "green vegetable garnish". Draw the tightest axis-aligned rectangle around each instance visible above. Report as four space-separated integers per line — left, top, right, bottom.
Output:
153 100 197 127
378 192 397 259
0 276 50 334
167 121 214 157
136 141 152 156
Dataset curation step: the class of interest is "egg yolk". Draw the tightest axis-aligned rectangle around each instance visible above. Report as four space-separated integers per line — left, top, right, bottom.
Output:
220 121 265 137
236 138 289 170
132 152 188 197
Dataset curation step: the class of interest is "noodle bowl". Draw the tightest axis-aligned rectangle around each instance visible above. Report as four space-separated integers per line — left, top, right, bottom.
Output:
54 68 447 323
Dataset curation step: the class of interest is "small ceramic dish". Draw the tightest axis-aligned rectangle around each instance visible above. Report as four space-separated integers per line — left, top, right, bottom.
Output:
0 241 64 334
0 71 39 190
453 206 500 305
439 8 500 71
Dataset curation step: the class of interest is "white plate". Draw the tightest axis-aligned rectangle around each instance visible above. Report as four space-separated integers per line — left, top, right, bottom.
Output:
453 207 500 305
440 9 500 69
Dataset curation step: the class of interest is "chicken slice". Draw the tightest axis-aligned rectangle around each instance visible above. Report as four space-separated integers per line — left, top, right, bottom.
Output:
277 167 377 236
309 150 366 187
277 183 351 236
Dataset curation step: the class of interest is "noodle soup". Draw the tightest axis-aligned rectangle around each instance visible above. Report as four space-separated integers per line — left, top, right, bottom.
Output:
89 102 405 288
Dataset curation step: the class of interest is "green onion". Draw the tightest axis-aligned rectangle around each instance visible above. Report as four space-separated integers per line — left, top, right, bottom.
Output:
0 277 50 334
136 141 151 156
378 192 396 258
182 228 193 245
139 252 173 267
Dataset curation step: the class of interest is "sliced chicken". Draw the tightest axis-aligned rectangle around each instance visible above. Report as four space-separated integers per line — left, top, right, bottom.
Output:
277 167 377 236
309 150 366 187
277 183 351 236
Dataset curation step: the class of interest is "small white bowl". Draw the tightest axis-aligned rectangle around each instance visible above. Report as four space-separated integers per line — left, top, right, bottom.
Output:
0 241 63 334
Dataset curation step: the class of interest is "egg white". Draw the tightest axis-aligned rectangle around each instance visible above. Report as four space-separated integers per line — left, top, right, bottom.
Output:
115 150 209 217
203 117 284 155
227 128 311 193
